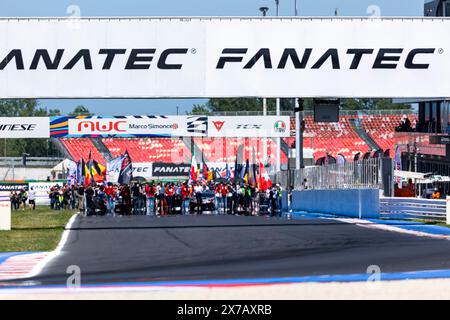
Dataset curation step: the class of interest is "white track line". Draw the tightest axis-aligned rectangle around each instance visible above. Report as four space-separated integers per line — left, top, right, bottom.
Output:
333 217 450 240
26 213 79 279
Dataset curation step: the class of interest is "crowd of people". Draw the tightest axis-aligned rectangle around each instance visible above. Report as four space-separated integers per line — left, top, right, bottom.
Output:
9 187 36 210
395 114 443 134
78 180 284 217
25 180 283 217
8 179 285 217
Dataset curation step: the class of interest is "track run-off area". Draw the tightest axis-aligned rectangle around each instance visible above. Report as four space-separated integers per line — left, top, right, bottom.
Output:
2 213 450 298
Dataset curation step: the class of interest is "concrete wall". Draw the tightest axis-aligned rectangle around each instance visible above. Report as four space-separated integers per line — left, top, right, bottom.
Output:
291 189 380 218
0 167 51 181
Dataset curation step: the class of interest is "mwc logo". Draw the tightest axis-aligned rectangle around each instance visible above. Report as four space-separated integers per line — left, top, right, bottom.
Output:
76 120 127 133
213 121 225 131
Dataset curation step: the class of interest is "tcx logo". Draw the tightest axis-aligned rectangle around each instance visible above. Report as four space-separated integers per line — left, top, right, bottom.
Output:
236 124 262 130
77 120 127 132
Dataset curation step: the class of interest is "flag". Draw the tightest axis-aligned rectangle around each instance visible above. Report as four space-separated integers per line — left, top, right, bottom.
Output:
118 150 133 185
202 156 209 182
189 153 198 184
92 159 106 183
76 159 82 184
259 161 272 191
225 163 231 180
234 144 244 179
107 155 124 183
82 157 91 187
86 151 94 186
207 170 214 182
67 160 78 185
250 147 258 186
80 158 86 185
242 159 249 182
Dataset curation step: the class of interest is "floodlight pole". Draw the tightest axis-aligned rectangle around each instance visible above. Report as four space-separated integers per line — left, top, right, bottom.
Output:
260 6 269 165
274 0 281 173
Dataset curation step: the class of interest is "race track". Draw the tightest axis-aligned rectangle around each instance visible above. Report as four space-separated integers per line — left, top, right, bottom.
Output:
5 213 450 287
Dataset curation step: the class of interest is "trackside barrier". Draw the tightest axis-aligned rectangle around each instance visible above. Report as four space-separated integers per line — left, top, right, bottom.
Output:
291 189 379 218
380 197 446 221
447 197 450 225
0 200 11 230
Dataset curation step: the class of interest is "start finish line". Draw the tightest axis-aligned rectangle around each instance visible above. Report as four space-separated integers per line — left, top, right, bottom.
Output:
0 17 448 98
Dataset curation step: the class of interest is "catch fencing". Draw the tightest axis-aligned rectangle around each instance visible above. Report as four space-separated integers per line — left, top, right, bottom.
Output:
289 158 388 190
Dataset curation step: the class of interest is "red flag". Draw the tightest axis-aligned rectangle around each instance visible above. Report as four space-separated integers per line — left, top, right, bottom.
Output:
259 162 272 191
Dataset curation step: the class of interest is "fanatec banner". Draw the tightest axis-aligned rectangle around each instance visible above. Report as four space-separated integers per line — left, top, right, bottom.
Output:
208 116 290 137
152 163 190 177
0 117 49 138
0 18 449 98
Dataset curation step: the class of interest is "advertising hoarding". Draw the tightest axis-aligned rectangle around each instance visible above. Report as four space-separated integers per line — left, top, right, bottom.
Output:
0 18 447 98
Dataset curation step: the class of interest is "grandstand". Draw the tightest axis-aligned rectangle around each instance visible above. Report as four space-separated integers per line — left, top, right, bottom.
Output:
102 138 191 163
56 110 415 166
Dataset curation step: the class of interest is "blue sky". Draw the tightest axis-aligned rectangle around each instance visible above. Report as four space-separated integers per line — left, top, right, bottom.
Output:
0 0 425 115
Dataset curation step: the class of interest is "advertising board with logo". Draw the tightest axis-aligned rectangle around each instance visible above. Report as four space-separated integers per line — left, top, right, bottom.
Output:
50 116 207 137
0 18 447 98
152 163 191 177
0 183 29 204
132 163 153 180
0 201 11 230
28 182 59 205
0 183 29 192
0 117 49 138
208 116 290 137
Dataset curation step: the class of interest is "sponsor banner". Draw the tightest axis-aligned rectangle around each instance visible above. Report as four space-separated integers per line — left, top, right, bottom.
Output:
28 182 58 205
0 183 29 192
152 163 190 177
132 163 153 180
106 156 124 184
51 116 207 137
0 183 29 204
208 116 290 137
0 117 49 138
0 18 447 98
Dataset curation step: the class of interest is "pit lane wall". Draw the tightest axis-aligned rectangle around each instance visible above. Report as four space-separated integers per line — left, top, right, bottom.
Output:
290 189 380 218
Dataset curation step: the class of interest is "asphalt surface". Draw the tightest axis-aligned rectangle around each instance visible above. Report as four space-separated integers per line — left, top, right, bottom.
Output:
7 214 450 286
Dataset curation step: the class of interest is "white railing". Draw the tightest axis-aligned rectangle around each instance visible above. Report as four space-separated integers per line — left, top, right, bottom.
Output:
380 197 446 221
292 158 386 190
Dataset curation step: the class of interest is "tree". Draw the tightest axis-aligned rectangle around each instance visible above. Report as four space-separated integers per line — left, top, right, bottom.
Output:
69 105 92 116
193 97 410 114
192 98 298 114
340 98 410 111
47 108 61 116
0 99 63 157
190 104 211 115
